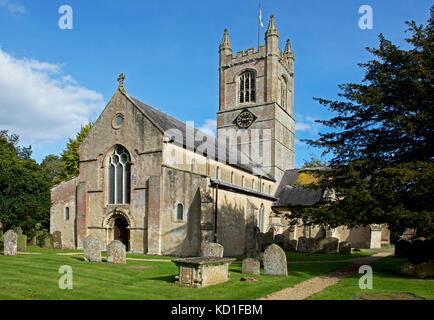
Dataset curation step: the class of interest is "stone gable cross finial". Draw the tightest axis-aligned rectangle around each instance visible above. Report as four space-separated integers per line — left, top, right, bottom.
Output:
117 73 126 90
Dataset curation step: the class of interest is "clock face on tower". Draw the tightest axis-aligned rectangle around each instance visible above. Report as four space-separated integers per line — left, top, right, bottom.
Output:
233 109 257 129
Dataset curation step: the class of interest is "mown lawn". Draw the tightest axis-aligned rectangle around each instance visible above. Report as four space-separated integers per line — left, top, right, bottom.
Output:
0 246 348 300
285 251 373 261
308 257 434 300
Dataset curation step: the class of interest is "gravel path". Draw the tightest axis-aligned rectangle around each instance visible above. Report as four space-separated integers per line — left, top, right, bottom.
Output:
259 249 393 300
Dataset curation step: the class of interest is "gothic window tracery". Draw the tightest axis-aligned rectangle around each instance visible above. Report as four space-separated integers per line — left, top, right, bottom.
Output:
108 145 131 204
239 71 256 104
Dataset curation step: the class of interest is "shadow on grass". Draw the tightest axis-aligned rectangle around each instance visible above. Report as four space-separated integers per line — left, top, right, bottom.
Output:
150 274 177 283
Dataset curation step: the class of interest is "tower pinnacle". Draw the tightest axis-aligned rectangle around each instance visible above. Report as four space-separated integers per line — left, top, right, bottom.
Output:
265 14 279 37
219 29 232 52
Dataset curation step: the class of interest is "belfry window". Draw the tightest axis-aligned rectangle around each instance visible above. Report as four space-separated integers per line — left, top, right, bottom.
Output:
281 76 288 110
239 71 256 104
108 145 131 204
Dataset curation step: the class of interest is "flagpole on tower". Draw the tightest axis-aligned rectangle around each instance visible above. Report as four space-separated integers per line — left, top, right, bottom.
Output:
258 3 261 51
258 3 264 51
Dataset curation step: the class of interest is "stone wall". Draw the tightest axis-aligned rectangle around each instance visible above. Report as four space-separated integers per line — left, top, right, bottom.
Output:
50 176 78 249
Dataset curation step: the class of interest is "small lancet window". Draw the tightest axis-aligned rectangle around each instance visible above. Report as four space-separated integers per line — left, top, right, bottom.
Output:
191 159 195 172
65 207 70 221
239 71 256 104
216 167 220 180
231 172 234 184
177 203 184 221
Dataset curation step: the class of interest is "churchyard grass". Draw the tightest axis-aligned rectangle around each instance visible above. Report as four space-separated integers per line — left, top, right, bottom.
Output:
0 246 348 300
308 257 434 300
285 251 373 261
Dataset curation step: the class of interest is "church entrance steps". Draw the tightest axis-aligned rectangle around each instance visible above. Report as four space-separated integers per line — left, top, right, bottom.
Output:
258 250 393 300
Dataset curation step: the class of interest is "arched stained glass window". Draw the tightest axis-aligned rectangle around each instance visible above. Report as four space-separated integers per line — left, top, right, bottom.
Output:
108 145 131 204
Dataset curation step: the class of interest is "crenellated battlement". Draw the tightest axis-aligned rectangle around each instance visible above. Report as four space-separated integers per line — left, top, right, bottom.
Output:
230 45 266 64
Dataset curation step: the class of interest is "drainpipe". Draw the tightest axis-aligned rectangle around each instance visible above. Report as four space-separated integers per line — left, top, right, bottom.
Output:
214 184 218 243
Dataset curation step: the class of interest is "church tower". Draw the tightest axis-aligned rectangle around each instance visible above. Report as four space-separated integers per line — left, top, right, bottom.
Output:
217 15 295 185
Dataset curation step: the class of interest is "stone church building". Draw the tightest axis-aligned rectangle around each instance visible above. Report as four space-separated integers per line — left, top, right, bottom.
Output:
50 15 389 256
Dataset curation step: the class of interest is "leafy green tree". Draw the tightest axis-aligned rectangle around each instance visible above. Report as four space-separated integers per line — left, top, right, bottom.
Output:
286 7 434 237
0 131 51 236
300 156 328 169
41 154 64 184
58 122 93 181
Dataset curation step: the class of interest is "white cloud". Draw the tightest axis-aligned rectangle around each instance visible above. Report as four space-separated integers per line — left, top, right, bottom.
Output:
197 119 217 137
0 0 25 14
0 47 105 145
295 122 311 131
295 113 320 132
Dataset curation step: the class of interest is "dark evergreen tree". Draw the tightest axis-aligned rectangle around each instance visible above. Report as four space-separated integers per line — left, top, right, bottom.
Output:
287 6 434 238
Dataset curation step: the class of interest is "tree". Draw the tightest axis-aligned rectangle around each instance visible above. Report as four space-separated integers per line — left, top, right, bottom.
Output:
0 131 51 236
41 154 64 184
286 6 434 237
57 122 93 181
300 156 328 169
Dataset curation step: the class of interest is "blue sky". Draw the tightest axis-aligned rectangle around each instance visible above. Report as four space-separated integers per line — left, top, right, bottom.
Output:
0 0 431 167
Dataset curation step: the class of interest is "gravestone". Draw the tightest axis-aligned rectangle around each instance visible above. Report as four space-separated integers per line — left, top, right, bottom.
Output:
201 242 224 258
246 248 264 266
415 262 434 279
297 237 314 253
16 227 23 235
263 244 287 276
83 236 102 263
107 240 126 264
17 234 27 252
53 231 62 249
256 232 274 251
282 239 297 252
4 230 17 256
43 235 54 249
394 239 412 258
242 258 260 275
315 237 339 254
396 262 416 276
338 241 352 254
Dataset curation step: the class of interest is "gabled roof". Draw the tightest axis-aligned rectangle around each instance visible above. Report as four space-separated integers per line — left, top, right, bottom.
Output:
130 96 275 181
273 168 327 208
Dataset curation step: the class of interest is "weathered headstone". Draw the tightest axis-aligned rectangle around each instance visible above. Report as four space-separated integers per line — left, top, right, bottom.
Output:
43 234 54 249
107 240 126 264
263 244 287 276
53 231 62 249
297 237 314 253
246 248 264 266
315 237 339 254
201 242 224 258
338 241 352 254
282 239 297 252
396 262 416 276
16 227 23 235
3 230 17 256
256 232 274 251
242 258 260 275
415 262 434 279
83 236 102 263
17 234 27 252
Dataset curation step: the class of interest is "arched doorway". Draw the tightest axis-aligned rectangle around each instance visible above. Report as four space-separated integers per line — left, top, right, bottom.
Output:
114 216 129 251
